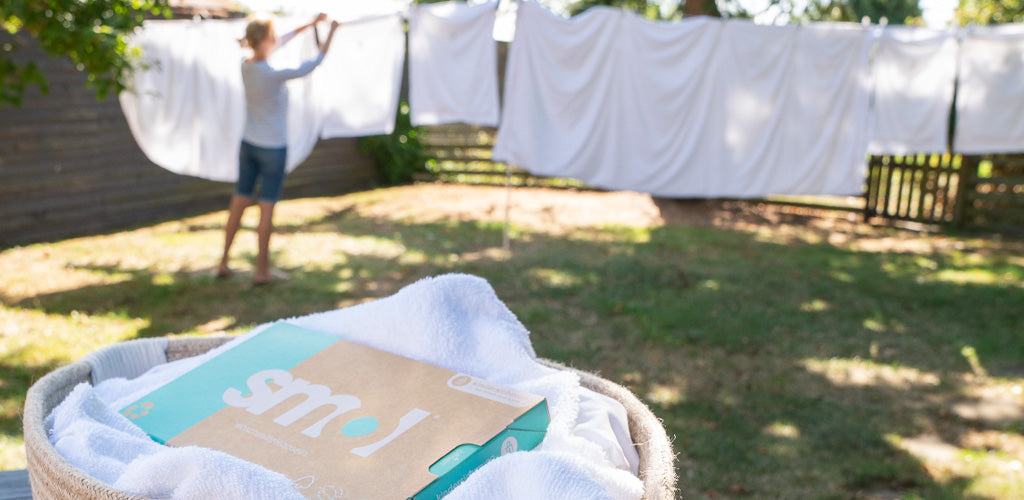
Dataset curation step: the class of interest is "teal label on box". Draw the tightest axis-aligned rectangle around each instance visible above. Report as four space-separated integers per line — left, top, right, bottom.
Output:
120 324 339 443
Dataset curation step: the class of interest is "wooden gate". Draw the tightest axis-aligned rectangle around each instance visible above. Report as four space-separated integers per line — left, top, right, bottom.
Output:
864 154 963 224
864 154 1024 229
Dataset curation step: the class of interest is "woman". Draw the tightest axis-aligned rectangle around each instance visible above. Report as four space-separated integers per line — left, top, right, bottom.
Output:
218 13 340 285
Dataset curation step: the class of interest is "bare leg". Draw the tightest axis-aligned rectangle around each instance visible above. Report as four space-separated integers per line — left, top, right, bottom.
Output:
253 200 276 284
218 194 251 277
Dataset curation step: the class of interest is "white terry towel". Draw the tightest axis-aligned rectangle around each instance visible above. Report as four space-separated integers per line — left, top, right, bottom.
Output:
705 20 799 197
778 22 873 196
492 2 635 190
954 24 1024 154
409 1 501 127
47 384 303 499
119 16 403 183
119 20 249 183
493 2 871 198
49 274 644 500
868 27 958 155
317 14 406 139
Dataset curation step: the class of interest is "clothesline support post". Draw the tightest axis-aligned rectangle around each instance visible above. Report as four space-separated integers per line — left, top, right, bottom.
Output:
503 163 512 252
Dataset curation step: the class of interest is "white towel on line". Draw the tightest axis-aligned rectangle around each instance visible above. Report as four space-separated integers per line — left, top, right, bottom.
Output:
119 20 249 183
954 24 1024 154
409 1 501 127
48 274 644 500
119 16 404 183
867 27 958 155
780 22 873 196
317 14 406 139
493 2 872 198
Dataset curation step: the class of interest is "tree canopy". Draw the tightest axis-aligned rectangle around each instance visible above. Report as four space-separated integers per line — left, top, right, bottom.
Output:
789 0 921 24
569 0 921 23
957 0 1024 24
1 0 168 107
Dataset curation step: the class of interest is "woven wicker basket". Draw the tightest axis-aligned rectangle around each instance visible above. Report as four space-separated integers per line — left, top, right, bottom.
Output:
24 336 676 499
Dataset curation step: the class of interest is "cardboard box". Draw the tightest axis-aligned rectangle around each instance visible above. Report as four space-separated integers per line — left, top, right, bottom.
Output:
120 323 549 499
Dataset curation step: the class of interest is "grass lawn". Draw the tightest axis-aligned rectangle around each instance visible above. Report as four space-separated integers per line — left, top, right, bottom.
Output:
1 184 1022 500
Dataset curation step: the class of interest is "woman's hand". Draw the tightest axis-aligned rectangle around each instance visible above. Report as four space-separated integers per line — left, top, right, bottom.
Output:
321 20 341 55
315 13 328 24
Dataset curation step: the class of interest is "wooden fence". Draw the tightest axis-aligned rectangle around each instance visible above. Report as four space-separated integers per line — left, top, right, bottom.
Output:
963 155 1024 229
418 124 584 189
0 32 377 246
865 154 1024 229
864 154 963 224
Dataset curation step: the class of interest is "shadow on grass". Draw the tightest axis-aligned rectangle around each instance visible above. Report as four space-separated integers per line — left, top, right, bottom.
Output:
5 205 1022 499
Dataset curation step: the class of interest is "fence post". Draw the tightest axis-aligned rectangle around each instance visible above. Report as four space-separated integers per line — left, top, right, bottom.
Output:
863 156 876 222
952 155 978 228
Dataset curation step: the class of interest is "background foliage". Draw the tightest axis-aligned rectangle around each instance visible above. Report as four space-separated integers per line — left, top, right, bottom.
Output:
957 0 1024 24
0 0 168 107
570 0 921 23
359 101 428 185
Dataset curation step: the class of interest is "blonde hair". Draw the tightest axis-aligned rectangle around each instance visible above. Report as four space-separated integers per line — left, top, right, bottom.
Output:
243 15 275 48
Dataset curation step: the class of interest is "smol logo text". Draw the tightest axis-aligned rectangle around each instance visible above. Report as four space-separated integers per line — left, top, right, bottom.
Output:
223 368 430 457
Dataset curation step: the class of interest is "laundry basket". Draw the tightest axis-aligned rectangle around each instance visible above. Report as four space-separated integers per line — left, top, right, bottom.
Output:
23 336 677 500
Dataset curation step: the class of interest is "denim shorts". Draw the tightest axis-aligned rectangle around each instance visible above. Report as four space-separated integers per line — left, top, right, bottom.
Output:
237 141 287 203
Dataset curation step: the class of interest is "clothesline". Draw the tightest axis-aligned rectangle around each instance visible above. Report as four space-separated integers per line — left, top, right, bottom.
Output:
118 0 1024 199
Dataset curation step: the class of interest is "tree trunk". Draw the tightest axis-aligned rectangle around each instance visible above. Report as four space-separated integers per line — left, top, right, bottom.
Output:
684 0 722 17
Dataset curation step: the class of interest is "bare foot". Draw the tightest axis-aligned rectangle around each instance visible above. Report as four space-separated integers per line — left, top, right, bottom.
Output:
215 265 232 279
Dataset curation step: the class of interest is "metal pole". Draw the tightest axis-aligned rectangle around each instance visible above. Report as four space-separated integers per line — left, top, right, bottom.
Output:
503 164 512 252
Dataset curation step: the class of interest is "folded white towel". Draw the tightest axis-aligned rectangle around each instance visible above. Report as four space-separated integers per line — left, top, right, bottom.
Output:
49 384 303 499
49 274 644 500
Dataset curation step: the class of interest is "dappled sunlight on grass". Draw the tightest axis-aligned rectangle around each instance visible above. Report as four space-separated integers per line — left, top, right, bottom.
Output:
0 436 24 472
931 268 1017 285
764 422 801 439
799 298 830 312
193 316 237 334
526 268 584 289
644 383 685 406
0 248 135 302
0 305 149 365
862 316 908 334
802 357 942 389
887 433 1024 499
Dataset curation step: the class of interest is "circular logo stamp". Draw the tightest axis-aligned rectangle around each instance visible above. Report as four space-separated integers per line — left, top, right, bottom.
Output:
501 436 518 456
122 402 154 420
450 375 472 387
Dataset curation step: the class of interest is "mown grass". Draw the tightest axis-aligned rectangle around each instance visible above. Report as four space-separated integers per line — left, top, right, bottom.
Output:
1 185 1022 500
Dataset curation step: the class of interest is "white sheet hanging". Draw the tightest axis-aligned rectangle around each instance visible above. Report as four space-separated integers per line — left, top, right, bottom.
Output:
868 27 958 155
492 3 626 187
782 23 873 196
318 14 406 138
119 17 404 183
408 1 500 127
954 24 1024 154
493 3 871 198
611 14 722 196
707 21 799 197
119 20 249 183
271 18 330 171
